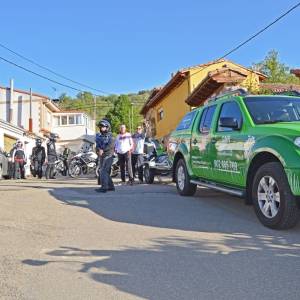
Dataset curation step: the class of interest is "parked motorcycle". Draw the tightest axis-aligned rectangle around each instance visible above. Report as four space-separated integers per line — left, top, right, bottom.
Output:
30 154 66 178
143 151 172 184
68 150 98 178
53 155 67 177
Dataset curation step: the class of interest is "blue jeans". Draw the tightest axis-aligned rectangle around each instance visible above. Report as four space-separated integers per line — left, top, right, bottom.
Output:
100 156 114 190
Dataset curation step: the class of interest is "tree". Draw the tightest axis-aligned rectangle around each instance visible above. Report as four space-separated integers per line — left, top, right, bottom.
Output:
57 89 149 126
254 50 300 84
106 95 143 134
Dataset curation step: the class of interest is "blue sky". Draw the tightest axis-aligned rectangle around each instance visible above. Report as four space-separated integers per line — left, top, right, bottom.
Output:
0 0 299 98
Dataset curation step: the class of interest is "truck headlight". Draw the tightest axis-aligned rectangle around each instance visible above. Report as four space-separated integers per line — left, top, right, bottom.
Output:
294 137 300 147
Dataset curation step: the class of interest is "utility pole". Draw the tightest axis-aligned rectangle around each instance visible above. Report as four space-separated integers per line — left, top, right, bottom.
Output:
131 103 134 133
128 109 131 132
93 95 97 121
29 88 33 132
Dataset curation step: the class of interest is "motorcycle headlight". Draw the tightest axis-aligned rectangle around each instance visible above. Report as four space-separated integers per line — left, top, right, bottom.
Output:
149 161 156 167
294 137 300 147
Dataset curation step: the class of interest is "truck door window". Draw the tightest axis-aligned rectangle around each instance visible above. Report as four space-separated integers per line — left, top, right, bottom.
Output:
199 105 217 134
217 101 243 132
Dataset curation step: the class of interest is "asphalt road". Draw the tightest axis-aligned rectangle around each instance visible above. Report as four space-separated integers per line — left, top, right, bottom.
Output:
0 177 300 300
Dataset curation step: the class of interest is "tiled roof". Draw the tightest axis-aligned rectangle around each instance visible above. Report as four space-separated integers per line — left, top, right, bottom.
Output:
0 86 49 99
140 59 267 115
55 110 86 114
186 67 249 106
291 69 300 78
260 83 300 92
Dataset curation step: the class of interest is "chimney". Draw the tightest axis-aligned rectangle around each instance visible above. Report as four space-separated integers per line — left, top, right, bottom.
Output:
9 79 14 123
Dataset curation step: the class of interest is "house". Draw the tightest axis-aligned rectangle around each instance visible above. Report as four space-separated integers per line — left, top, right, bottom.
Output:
141 59 266 139
185 66 262 106
186 70 300 107
0 80 96 155
0 119 42 176
52 110 95 152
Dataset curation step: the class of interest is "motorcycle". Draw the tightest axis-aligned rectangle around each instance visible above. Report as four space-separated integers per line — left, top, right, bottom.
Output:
53 155 67 177
30 153 66 178
143 150 172 184
68 149 98 178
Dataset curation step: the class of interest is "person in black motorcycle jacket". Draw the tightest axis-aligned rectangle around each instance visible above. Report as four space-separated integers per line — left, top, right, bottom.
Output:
12 140 27 179
45 133 58 179
95 119 115 193
31 138 46 179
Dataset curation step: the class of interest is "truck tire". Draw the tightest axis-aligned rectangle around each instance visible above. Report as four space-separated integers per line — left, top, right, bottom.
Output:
144 165 155 184
252 162 300 229
175 159 197 196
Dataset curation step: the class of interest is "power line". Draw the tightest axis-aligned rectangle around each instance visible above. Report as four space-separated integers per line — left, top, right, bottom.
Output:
219 1 300 60
0 42 109 95
0 55 91 94
190 1 300 78
60 102 145 110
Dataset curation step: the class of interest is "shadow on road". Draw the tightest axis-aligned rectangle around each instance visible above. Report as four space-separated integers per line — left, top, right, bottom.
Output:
17 182 300 299
47 184 300 235
22 235 300 300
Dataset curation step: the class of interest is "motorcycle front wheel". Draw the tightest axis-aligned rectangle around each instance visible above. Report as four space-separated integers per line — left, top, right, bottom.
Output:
69 161 82 178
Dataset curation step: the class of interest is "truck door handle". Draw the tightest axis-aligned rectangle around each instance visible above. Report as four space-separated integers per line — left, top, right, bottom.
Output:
193 139 198 145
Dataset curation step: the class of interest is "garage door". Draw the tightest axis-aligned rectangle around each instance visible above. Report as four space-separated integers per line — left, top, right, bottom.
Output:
4 134 17 152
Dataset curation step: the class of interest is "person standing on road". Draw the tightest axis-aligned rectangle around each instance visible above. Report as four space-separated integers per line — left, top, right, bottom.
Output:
31 138 46 179
8 143 17 179
45 133 58 179
115 124 134 185
95 119 115 193
62 145 71 176
12 140 27 179
132 125 145 183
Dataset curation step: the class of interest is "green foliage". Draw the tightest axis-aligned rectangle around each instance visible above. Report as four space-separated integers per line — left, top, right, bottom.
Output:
254 50 300 84
105 95 144 134
58 90 150 134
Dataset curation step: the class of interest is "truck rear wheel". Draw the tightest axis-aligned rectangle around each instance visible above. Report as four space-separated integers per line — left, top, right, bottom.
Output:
252 162 300 229
176 159 197 196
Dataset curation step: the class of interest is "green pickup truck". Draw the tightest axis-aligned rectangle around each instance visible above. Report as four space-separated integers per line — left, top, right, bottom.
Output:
168 89 300 229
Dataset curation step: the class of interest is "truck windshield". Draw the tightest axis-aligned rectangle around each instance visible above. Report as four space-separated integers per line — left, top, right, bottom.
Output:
244 96 300 124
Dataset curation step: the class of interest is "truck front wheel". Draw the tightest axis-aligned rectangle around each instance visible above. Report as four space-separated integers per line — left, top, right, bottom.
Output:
252 162 300 229
175 159 197 196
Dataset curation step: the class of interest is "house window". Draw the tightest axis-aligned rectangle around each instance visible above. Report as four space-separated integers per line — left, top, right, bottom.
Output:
46 111 51 127
76 114 82 125
158 108 164 121
54 116 60 126
68 115 75 125
61 115 68 125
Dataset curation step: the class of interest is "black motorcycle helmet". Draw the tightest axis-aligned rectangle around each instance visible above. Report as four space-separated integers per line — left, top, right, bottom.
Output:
36 138 42 146
97 119 111 132
49 133 59 142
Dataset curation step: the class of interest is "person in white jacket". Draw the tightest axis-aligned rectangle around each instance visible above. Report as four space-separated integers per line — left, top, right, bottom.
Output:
115 124 134 184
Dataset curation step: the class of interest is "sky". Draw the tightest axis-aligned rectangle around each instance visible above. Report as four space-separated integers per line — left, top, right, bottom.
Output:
0 0 299 98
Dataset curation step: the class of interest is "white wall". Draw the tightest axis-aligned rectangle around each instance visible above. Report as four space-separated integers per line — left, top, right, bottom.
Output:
53 125 94 140
0 88 43 134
